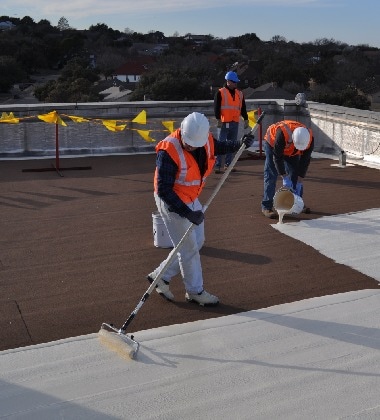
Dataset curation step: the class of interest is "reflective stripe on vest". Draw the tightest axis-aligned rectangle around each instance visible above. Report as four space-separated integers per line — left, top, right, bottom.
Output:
168 137 202 187
219 88 243 122
154 131 216 203
264 121 311 156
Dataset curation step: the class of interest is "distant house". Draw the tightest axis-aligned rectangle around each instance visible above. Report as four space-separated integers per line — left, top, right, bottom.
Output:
0 21 16 31
99 86 132 102
212 60 262 92
233 60 263 89
113 57 156 84
225 48 243 54
243 83 294 100
130 43 169 56
183 34 210 46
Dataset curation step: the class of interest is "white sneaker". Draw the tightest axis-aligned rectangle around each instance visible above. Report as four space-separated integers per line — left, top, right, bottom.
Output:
147 275 174 301
185 290 219 306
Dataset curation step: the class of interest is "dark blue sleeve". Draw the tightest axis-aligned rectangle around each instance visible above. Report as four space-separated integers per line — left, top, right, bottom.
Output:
298 138 314 178
273 129 287 175
214 137 241 155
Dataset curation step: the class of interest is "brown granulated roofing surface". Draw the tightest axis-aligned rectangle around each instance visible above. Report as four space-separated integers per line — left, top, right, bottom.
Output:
1 153 379 351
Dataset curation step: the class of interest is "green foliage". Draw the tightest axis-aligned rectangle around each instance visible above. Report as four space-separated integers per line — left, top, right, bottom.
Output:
34 58 100 102
130 54 215 100
312 86 371 110
132 73 209 101
0 20 379 108
57 17 70 31
0 56 26 92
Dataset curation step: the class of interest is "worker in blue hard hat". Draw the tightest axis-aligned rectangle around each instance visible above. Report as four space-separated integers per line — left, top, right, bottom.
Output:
213 71 249 174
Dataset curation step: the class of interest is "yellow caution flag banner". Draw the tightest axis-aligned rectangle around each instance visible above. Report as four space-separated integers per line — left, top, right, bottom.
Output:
67 115 90 123
0 112 19 123
162 121 175 133
247 110 257 128
38 110 67 126
137 130 156 142
102 120 126 132
132 110 146 124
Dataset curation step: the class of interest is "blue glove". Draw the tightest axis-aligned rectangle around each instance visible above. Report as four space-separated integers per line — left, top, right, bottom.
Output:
295 182 303 197
186 210 204 225
242 134 255 148
282 175 293 189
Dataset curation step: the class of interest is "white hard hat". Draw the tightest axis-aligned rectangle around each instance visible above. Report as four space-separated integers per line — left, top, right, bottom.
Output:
292 127 310 150
180 112 209 147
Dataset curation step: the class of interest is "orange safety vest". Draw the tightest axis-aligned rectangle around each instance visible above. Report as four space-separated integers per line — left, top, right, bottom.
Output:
264 120 313 156
219 87 243 123
154 129 216 204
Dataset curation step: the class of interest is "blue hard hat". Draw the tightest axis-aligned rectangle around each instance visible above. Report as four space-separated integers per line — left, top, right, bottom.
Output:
225 71 240 83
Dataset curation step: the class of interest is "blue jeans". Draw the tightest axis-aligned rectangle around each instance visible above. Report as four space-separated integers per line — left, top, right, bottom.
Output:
261 141 300 210
215 121 239 168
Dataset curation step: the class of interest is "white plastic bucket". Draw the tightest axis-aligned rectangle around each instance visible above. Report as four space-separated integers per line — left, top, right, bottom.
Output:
152 211 172 248
273 188 304 215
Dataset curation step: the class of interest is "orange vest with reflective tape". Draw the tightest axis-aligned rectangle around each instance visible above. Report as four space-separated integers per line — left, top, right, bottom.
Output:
264 120 313 156
154 129 216 204
219 87 243 122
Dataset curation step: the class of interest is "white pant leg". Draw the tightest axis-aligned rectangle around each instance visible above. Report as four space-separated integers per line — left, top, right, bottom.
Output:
153 194 205 294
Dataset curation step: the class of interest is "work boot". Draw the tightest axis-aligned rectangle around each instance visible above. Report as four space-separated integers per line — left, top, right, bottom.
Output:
147 275 174 301
214 166 222 174
185 289 219 306
262 208 277 219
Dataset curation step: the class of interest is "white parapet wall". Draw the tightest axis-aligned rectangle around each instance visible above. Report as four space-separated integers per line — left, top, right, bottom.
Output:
307 102 380 165
0 100 379 165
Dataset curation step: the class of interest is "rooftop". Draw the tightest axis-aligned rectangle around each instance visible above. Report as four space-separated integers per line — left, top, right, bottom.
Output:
0 152 379 418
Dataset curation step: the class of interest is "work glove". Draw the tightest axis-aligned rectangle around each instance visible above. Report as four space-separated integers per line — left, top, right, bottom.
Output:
186 210 204 226
242 134 255 148
217 119 222 128
244 120 249 129
295 181 303 197
282 175 293 189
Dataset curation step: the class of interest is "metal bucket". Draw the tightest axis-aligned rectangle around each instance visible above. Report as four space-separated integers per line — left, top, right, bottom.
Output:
152 211 172 248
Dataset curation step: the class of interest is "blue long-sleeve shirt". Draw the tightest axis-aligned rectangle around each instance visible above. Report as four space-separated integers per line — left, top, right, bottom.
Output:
156 136 241 218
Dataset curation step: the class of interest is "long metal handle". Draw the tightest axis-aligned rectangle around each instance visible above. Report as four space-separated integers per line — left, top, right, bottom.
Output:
144 111 266 293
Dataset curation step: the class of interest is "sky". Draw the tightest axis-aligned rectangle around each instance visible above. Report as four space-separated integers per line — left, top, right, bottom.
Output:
1 0 379 48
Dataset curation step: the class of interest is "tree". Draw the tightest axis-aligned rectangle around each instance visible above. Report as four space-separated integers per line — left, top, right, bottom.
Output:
0 56 26 92
57 17 70 31
20 16 35 25
130 55 215 101
96 49 128 79
34 57 100 102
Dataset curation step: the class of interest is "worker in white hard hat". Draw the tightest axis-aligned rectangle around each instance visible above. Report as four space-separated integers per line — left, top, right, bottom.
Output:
261 120 314 219
214 71 249 174
147 112 254 305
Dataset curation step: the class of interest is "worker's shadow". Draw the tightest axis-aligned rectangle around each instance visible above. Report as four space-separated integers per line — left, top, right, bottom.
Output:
172 300 249 315
170 245 271 314
200 245 271 266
